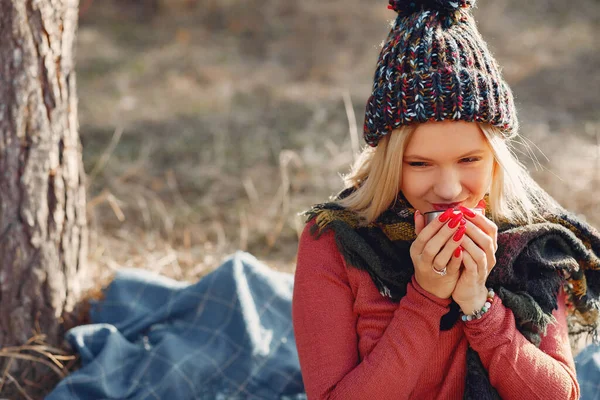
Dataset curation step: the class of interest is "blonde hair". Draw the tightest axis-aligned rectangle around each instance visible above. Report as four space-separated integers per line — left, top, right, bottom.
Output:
337 123 560 225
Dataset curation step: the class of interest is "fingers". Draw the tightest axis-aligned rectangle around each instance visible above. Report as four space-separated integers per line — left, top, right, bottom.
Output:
462 246 478 278
462 220 497 256
461 235 496 277
458 205 498 251
431 226 466 274
411 208 461 257
461 216 497 272
414 210 425 236
419 212 465 266
440 244 463 276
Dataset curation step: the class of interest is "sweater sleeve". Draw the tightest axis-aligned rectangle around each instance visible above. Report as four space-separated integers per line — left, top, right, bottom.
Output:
292 221 452 400
463 290 579 399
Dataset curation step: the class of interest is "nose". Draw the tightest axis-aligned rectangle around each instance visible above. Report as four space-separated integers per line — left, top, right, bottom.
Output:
433 169 463 201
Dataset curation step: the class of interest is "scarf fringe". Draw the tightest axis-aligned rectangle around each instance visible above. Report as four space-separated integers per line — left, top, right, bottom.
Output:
497 288 556 346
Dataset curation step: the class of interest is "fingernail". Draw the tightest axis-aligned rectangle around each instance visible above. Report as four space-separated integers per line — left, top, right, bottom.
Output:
460 217 467 226
414 210 420 220
458 205 476 218
438 208 455 222
454 246 463 257
448 212 463 229
453 226 466 241
476 199 486 209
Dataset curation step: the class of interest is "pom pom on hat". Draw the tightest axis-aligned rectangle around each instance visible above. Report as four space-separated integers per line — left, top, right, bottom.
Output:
388 0 476 15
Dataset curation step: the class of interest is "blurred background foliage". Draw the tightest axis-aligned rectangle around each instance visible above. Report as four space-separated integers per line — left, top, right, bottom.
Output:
78 0 600 283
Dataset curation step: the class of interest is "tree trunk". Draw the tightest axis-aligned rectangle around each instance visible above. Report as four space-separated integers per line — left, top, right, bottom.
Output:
0 0 86 392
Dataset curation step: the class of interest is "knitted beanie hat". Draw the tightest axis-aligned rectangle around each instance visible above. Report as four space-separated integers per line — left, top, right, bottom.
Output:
363 0 518 147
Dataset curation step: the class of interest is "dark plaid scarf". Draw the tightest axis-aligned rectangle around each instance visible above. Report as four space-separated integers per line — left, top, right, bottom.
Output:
305 188 600 399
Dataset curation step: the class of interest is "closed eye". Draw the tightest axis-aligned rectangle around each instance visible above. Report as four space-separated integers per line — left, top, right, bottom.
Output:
407 162 429 167
406 157 481 167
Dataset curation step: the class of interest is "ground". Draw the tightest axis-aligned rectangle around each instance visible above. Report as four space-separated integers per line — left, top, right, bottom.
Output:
78 0 600 285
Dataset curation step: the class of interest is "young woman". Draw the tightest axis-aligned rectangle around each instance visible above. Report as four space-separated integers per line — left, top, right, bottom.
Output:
292 1 600 399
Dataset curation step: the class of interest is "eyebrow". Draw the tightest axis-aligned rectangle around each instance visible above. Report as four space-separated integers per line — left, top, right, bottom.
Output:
404 149 485 161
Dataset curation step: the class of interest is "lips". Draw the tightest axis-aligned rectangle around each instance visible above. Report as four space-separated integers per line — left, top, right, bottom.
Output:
432 202 462 211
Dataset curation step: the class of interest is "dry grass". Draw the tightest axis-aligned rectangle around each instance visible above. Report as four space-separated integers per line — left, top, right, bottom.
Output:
2 0 599 397
0 335 79 399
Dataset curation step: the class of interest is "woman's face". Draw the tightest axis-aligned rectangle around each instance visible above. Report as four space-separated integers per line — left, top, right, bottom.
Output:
400 121 495 213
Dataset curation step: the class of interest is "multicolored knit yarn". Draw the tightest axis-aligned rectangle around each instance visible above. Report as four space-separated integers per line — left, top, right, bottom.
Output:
364 0 518 147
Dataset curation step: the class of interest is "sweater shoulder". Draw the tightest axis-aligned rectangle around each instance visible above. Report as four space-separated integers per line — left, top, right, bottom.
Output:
296 219 352 284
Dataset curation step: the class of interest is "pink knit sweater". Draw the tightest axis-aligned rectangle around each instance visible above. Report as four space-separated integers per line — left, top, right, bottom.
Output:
292 221 579 399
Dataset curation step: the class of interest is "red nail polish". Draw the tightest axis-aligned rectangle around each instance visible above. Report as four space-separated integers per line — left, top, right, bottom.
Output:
453 226 466 241
454 246 463 257
448 212 463 229
458 205 476 218
438 208 455 222
477 199 486 209
460 217 467 225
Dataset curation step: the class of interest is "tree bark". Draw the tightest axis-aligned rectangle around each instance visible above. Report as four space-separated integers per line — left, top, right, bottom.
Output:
0 0 86 387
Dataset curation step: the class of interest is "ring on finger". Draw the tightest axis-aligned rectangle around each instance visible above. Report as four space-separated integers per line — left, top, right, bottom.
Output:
432 265 447 276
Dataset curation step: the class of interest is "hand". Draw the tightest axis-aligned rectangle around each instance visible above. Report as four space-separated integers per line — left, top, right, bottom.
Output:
410 208 467 299
452 204 498 313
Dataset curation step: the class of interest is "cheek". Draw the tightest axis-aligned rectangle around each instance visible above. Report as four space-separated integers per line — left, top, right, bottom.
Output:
466 162 494 190
400 170 429 196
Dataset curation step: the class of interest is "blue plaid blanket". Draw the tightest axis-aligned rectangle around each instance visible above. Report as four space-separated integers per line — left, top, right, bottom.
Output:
577 343 600 400
44 249 600 399
46 251 306 400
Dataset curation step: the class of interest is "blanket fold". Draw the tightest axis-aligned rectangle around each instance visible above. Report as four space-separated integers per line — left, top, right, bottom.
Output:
47 252 306 400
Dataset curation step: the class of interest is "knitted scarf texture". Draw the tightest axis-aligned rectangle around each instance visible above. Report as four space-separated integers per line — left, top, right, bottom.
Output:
304 188 600 399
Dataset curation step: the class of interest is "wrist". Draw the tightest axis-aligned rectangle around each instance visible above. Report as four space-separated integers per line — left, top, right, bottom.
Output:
460 288 496 322
412 273 454 300
411 276 453 304
457 287 489 315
